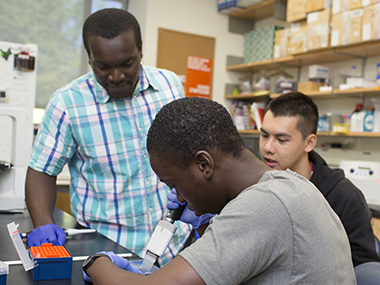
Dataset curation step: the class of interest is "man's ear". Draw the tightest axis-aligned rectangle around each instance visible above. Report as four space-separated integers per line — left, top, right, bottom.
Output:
194 150 213 180
304 133 317 153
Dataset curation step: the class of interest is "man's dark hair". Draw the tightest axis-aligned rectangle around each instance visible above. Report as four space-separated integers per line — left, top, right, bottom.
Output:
82 8 142 56
264 92 319 139
147 97 246 168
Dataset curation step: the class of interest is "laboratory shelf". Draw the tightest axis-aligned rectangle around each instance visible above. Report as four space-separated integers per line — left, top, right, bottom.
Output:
227 87 380 101
225 90 270 100
270 87 380 99
226 40 380 73
228 0 284 21
237 129 380 138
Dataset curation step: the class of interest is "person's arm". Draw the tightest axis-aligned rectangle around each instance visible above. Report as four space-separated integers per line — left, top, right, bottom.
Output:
25 167 57 227
86 255 205 285
25 167 67 247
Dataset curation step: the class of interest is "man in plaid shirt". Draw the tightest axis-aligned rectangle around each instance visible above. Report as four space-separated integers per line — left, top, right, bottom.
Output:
25 8 191 265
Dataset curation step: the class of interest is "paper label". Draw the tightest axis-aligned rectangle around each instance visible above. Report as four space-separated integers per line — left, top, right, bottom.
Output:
362 23 372 41
331 30 340 46
333 0 341 14
274 45 280 58
307 12 319 23
362 0 370 6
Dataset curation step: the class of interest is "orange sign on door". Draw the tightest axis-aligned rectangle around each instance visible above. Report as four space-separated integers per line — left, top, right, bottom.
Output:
185 55 212 99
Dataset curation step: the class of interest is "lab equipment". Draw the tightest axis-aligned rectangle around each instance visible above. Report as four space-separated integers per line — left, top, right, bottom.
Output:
340 161 380 212
0 41 37 212
6 222 36 271
139 206 185 273
30 243 72 281
372 98 380 132
350 103 364 132
0 262 8 285
21 227 96 239
0 108 26 212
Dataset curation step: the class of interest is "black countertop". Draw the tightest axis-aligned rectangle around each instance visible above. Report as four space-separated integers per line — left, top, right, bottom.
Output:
0 208 139 285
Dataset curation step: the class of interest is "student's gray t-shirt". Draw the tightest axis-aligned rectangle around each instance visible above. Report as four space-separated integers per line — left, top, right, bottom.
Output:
179 170 356 285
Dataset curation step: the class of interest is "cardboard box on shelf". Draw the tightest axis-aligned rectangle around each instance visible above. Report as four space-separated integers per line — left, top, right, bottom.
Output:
298 81 325 93
331 8 363 46
244 26 283 63
346 77 376 88
333 0 361 12
288 20 308 54
348 0 362 9
287 0 307 22
332 0 349 13
362 2 380 41
362 0 380 6
309 65 330 79
274 28 291 58
306 0 332 13
307 9 331 50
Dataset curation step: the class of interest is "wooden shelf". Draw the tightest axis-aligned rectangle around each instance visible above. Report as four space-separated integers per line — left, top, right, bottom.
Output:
225 90 269 100
227 87 380 101
238 129 260 135
270 87 380 99
227 40 380 72
238 129 380 138
318 132 380 137
229 0 282 21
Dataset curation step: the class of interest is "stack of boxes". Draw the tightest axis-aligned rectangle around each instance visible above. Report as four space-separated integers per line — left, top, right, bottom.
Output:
307 8 331 50
288 21 308 55
270 0 380 61
273 0 333 59
362 1 380 42
331 0 363 46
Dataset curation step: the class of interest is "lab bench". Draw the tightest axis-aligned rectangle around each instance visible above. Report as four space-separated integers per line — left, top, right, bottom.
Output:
0 208 139 284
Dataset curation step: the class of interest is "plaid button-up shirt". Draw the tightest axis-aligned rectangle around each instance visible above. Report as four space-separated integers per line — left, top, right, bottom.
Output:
29 64 191 264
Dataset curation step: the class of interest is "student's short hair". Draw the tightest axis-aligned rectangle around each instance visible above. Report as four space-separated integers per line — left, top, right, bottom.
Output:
264 92 319 139
147 97 246 168
82 8 142 56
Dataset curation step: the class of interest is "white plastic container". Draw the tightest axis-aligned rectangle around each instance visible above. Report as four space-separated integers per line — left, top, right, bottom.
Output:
350 103 363 132
372 98 380 132
363 111 374 132
0 261 9 285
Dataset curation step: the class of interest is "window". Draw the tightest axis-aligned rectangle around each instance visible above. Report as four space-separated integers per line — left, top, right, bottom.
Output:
0 0 126 108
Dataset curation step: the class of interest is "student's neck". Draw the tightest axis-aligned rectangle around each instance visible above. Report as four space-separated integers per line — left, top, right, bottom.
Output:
224 148 270 198
292 154 312 180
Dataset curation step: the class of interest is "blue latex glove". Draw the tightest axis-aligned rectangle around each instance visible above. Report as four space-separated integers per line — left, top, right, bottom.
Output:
83 251 144 282
167 188 216 229
27 224 66 247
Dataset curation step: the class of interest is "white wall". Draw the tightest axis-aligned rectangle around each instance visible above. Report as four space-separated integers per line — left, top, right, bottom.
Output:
129 0 244 107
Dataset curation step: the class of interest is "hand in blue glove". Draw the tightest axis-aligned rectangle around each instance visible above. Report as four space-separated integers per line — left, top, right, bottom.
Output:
167 188 216 229
27 224 66 247
83 251 144 282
